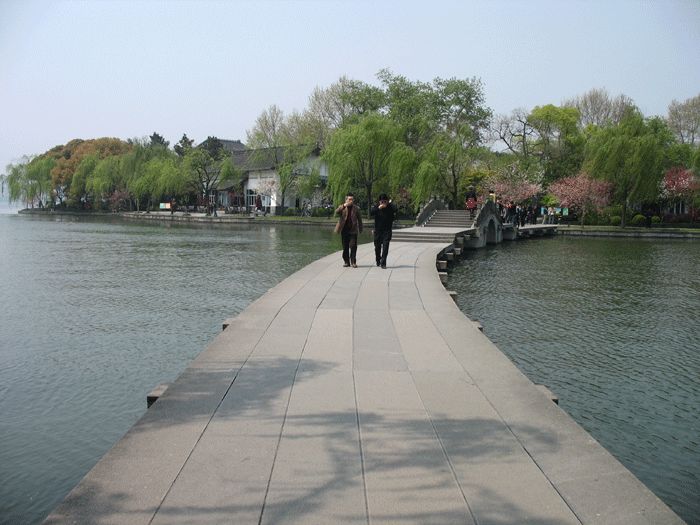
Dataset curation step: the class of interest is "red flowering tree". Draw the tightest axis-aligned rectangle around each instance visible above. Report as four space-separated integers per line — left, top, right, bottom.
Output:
491 180 542 204
661 167 700 221
662 167 699 201
549 173 612 225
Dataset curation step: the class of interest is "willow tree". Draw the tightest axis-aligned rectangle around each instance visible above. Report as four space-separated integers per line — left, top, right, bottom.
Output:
5 157 53 208
86 155 123 208
324 112 413 216
6 156 55 208
585 113 673 226
411 77 492 208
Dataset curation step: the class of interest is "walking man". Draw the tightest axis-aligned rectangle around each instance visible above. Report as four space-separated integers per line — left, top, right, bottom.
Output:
370 193 396 269
335 193 363 268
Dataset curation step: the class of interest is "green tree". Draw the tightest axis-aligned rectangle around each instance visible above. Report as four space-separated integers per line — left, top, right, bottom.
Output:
378 69 438 150
149 132 169 149
296 166 322 204
23 156 55 207
70 154 99 207
585 113 673 226
183 142 233 213
174 133 194 158
199 136 225 160
324 113 412 215
528 104 584 183
5 158 51 208
410 76 492 208
87 155 122 208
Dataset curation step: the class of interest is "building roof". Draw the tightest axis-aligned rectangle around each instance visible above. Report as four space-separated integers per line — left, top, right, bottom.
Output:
220 139 247 153
231 145 320 172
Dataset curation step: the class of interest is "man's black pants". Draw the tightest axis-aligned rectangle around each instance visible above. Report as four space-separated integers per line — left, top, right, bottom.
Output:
374 230 392 267
341 232 358 265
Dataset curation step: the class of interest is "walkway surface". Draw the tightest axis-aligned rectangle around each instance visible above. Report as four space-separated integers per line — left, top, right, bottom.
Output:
45 242 684 524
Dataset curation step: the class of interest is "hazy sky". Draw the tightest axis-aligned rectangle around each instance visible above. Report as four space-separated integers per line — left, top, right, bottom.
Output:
1 0 699 172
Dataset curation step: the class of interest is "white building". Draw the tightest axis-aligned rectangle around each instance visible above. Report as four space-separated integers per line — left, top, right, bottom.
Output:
216 142 328 215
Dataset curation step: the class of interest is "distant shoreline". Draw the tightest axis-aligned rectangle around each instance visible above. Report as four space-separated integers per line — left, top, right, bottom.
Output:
557 224 700 239
13 208 700 238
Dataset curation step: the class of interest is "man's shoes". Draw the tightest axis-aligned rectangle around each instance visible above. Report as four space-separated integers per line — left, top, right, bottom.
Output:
376 261 380 266
381 264 386 269
343 263 350 267
351 263 358 268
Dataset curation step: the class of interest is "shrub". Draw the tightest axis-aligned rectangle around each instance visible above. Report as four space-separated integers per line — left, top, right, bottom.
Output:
604 204 623 217
312 206 333 217
609 215 622 226
629 214 647 226
652 215 662 224
283 208 298 216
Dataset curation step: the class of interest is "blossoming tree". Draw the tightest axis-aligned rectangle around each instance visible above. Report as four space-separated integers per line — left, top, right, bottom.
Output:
662 167 699 201
549 173 612 225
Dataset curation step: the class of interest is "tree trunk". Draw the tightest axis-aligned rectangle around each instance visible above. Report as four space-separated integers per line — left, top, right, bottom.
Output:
366 185 373 218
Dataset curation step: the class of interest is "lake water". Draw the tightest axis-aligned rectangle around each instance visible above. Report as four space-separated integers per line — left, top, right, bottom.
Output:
449 236 700 524
0 212 357 524
1 208 698 524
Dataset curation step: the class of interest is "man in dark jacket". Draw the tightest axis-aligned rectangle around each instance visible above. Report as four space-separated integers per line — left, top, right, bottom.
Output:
370 193 396 269
335 193 363 267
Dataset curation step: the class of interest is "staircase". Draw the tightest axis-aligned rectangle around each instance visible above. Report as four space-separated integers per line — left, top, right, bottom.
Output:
391 209 476 243
422 209 475 228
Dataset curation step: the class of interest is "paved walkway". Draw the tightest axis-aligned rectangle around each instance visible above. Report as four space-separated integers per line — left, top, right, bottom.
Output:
45 242 683 524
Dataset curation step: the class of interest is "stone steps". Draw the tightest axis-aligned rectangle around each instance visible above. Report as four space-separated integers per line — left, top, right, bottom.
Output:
393 231 464 243
423 210 475 229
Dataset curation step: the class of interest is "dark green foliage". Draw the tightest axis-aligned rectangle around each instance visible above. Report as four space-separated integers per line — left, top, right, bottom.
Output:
311 206 333 217
629 213 647 226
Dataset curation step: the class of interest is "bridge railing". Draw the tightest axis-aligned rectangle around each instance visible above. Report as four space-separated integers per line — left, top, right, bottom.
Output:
415 198 447 226
474 200 502 227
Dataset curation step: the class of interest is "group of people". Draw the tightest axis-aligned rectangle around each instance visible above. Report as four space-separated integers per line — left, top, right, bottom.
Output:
333 189 560 269
498 201 540 226
334 192 396 269
465 190 553 227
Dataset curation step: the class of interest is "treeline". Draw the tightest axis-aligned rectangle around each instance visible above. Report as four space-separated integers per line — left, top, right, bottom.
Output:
4 69 700 225
2 134 242 212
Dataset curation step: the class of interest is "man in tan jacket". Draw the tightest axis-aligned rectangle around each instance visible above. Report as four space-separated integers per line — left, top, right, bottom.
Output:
335 193 363 267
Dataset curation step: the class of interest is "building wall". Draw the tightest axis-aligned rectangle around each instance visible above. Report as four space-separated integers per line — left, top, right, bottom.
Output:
242 158 329 215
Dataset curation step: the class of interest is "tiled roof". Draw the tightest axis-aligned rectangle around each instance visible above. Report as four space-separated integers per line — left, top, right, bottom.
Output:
220 139 247 153
232 145 319 172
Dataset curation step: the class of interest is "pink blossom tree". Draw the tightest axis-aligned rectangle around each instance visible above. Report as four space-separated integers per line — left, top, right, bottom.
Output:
491 180 542 204
549 173 612 225
484 160 542 204
661 167 699 202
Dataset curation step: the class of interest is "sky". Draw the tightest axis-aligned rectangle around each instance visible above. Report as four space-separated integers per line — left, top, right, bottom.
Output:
1 0 699 172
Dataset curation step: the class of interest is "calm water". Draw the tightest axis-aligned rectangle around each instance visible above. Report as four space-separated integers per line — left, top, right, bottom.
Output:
0 213 358 525
449 237 700 524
